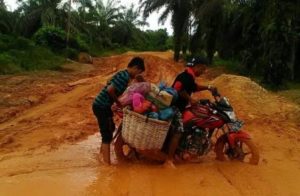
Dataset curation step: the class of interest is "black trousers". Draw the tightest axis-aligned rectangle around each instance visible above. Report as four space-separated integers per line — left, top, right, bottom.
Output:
92 103 115 144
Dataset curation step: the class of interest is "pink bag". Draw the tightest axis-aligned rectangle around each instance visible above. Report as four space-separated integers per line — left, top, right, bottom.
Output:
132 93 145 109
132 93 152 114
119 82 151 106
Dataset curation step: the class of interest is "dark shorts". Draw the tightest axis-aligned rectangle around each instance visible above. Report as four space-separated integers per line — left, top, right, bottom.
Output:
92 103 115 144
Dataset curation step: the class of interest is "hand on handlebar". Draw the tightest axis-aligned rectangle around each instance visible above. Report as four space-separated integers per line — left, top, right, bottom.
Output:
208 86 221 97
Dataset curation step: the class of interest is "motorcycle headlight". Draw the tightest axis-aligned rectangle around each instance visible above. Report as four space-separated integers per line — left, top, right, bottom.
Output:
224 111 236 121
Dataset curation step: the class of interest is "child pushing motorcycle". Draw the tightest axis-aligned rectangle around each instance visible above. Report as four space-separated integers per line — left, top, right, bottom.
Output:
92 57 145 165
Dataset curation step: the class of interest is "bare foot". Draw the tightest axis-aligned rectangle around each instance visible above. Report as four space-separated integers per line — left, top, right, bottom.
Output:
95 153 111 166
101 157 111 166
163 160 176 169
102 161 111 166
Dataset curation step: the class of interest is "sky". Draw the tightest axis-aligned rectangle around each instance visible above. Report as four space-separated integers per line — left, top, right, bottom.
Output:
3 0 173 35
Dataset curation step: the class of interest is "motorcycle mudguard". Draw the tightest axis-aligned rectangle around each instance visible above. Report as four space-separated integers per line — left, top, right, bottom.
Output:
228 130 251 147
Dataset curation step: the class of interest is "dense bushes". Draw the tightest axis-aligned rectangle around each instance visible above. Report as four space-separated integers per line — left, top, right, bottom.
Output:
0 53 21 74
34 26 89 55
34 26 66 51
0 34 64 74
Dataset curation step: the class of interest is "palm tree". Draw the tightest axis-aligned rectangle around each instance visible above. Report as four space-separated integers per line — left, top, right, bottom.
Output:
111 4 148 46
17 0 62 36
0 0 5 9
76 0 94 21
92 0 122 29
121 4 148 27
0 6 21 34
192 0 224 64
140 0 192 61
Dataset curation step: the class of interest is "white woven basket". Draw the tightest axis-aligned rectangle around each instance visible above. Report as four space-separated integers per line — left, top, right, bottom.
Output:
122 108 171 150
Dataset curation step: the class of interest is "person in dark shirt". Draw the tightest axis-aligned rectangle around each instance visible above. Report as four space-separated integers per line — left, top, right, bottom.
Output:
92 57 145 165
165 57 216 168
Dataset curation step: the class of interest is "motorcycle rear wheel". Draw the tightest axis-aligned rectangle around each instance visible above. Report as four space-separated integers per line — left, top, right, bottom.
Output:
114 132 167 162
114 130 135 161
215 137 259 165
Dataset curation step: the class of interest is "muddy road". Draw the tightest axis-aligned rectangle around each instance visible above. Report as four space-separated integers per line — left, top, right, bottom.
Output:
0 52 299 196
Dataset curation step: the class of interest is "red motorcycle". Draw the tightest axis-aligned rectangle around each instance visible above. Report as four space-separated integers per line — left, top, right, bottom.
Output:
114 90 260 165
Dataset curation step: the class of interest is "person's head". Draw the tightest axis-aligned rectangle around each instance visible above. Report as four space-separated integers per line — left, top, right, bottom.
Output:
187 57 208 77
127 57 145 78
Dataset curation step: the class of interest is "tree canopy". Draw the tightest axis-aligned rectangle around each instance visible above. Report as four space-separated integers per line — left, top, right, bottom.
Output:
0 0 299 86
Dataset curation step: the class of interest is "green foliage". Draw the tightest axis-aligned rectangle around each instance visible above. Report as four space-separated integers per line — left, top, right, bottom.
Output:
1 0 173 59
34 26 66 51
210 0 299 86
192 0 224 64
33 26 89 56
0 5 21 35
214 57 246 74
0 35 34 51
17 0 62 37
143 0 299 86
14 47 64 71
0 34 64 74
140 0 192 61
63 48 79 60
111 25 172 51
0 53 22 74
278 87 300 105
144 29 169 51
70 36 89 52
2 0 297 88
0 0 174 75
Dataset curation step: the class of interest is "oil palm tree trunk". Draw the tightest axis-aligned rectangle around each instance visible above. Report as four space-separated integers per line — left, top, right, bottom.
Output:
66 0 71 47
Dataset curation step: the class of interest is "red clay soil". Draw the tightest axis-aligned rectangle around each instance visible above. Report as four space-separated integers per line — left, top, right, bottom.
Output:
0 51 299 196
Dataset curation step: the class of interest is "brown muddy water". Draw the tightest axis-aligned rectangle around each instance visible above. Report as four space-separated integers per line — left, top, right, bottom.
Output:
1 133 300 196
0 134 258 196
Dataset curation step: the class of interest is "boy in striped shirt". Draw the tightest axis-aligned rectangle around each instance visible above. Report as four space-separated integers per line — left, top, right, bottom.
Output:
92 57 145 165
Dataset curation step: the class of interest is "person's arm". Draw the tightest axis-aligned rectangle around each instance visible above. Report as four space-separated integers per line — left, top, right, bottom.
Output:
108 70 131 107
107 85 122 107
196 84 211 91
179 90 194 104
195 84 221 102
174 81 196 104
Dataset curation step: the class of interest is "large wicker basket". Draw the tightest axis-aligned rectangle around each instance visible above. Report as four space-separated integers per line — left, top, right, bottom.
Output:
122 108 171 150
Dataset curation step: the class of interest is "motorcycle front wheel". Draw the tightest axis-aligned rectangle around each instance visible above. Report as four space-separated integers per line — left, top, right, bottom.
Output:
215 136 260 165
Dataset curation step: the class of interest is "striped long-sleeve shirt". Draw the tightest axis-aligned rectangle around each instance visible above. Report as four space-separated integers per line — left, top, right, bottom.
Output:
94 70 130 107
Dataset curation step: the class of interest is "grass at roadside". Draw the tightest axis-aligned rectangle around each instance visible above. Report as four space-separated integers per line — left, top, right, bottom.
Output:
213 58 243 74
0 35 65 74
277 82 300 105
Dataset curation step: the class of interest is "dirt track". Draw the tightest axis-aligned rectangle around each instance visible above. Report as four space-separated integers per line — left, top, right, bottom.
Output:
0 52 300 196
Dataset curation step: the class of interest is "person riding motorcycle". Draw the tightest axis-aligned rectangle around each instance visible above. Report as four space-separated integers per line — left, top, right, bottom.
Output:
164 56 217 168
